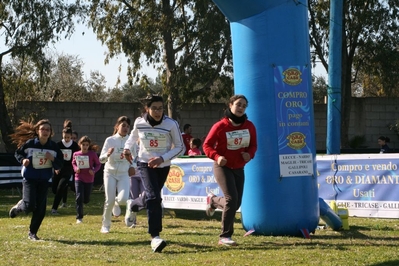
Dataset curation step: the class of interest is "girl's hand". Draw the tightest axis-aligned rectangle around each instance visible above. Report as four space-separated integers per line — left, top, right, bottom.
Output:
107 147 115 157
123 149 133 164
55 169 60 175
89 169 94 176
217 156 227 166
22 159 30 167
76 169 81 174
148 157 163 168
45 151 55 161
241 152 250 162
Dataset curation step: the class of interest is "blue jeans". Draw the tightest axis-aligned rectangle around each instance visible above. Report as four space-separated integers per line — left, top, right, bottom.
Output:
137 162 170 237
22 179 49 234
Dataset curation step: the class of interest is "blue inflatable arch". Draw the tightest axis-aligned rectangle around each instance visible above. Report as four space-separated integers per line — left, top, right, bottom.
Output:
212 0 319 236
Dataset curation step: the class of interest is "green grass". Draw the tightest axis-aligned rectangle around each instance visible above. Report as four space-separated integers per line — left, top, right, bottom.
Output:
1 187 399 266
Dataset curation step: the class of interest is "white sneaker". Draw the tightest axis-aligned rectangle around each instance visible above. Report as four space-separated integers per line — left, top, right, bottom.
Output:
151 236 167 253
76 219 83 224
112 198 121 217
205 192 216 217
100 226 110 234
125 199 137 227
218 237 237 246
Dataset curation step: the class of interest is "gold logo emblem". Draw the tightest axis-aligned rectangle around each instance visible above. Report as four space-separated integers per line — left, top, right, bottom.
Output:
165 165 185 193
283 68 302 86
287 132 306 150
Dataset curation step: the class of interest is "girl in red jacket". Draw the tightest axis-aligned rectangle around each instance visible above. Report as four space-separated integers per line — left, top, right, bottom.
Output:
203 94 257 246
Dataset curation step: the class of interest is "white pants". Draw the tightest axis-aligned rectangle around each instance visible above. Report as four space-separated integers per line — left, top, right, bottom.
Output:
102 172 130 227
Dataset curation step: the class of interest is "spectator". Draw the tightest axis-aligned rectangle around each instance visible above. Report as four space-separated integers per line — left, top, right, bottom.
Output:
181 124 192 155
378 136 390 153
188 138 202 156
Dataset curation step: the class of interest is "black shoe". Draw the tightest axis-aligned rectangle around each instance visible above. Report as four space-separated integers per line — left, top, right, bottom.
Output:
9 199 23 218
28 232 40 241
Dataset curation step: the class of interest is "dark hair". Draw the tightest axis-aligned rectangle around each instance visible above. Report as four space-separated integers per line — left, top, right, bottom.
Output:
228 94 248 106
62 119 73 135
183 124 191 131
78 135 99 152
378 136 390 143
143 95 163 108
10 119 54 148
112 116 131 135
190 138 202 148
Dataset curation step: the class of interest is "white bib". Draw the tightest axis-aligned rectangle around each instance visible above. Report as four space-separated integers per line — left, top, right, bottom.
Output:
75 155 90 169
141 132 167 152
61 149 72 161
226 129 250 150
32 151 52 169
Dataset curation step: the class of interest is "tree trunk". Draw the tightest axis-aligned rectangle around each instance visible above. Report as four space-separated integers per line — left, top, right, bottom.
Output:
0 71 16 152
340 51 352 149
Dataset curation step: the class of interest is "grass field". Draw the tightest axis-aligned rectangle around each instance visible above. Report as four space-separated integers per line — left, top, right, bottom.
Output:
1 187 399 266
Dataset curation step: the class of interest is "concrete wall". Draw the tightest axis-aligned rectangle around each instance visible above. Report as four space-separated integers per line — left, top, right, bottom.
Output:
12 98 399 152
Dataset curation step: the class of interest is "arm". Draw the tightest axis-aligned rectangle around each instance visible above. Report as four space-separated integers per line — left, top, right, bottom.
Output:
71 152 78 172
203 123 222 162
52 145 64 170
246 122 258 159
99 137 110 163
92 152 102 173
161 119 185 162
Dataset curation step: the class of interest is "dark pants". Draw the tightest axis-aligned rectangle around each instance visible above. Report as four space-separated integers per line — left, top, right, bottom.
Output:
21 179 49 235
212 162 245 238
51 173 70 210
75 180 93 220
134 162 170 237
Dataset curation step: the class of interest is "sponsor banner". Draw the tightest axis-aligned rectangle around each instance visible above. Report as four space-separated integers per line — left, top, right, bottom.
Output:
166 154 399 218
317 154 399 218
162 158 220 211
274 66 315 178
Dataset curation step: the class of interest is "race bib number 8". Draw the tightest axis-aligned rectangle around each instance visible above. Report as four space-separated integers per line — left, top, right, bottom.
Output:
32 151 52 169
226 129 250 150
76 155 90 169
61 149 72 161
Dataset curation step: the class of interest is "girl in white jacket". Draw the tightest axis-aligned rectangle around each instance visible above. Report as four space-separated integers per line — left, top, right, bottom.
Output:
99 116 132 233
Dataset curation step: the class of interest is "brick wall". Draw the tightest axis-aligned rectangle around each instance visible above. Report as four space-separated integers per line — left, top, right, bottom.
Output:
10 98 399 152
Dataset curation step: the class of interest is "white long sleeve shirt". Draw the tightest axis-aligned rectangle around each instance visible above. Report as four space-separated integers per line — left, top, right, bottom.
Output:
100 133 132 174
124 115 185 167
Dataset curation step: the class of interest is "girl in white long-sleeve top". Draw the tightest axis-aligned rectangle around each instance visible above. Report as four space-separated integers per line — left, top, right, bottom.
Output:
123 95 185 253
99 116 132 233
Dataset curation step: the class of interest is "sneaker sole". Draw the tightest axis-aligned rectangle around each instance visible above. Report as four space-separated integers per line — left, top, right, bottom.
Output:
153 241 167 253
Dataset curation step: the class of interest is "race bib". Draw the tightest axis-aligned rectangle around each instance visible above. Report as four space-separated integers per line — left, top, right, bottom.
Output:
76 155 90 169
61 149 72 161
141 132 167 152
112 147 125 162
32 151 52 169
226 129 250 150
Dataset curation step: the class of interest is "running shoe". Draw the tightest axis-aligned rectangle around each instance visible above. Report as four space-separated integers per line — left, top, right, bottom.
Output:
28 232 40 241
100 226 110 234
205 192 216 217
76 219 83 224
151 236 167 253
125 199 137 227
112 198 121 217
218 237 237 246
9 199 23 218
